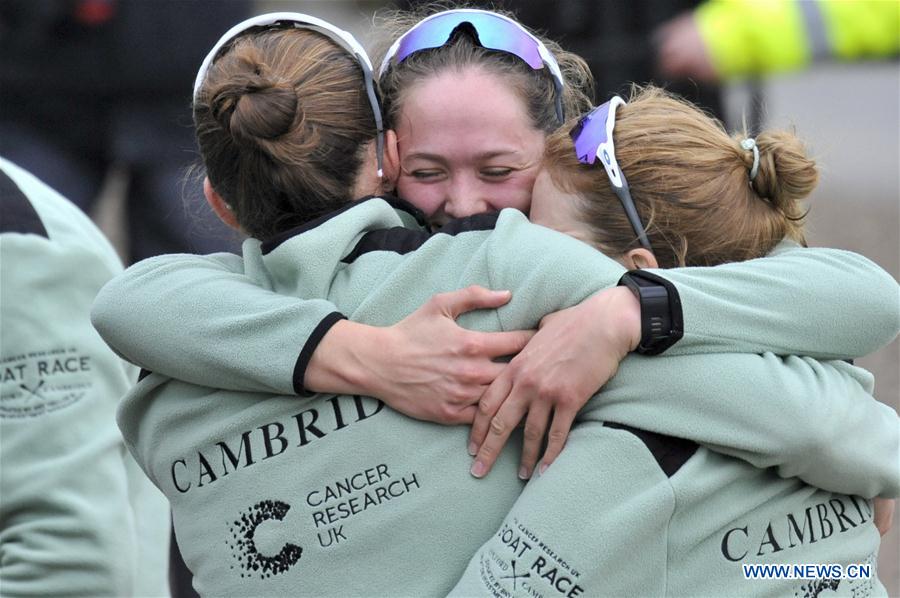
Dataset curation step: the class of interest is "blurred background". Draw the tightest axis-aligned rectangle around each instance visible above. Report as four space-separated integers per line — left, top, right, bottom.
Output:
2 0 896 595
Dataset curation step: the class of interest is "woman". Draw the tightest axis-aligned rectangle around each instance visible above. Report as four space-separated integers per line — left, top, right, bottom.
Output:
368 6 898 478
98 11 897 596
0 158 169 596
448 88 894 595
94 7 898 483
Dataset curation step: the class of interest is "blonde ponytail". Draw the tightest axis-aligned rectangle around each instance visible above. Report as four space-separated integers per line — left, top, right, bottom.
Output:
543 85 819 267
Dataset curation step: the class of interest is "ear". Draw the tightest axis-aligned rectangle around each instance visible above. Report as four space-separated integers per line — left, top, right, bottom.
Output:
203 177 241 231
622 247 659 270
381 129 401 192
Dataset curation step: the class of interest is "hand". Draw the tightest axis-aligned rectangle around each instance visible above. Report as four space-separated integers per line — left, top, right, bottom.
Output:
874 498 895 537
468 287 641 479
308 286 534 424
654 12 718 82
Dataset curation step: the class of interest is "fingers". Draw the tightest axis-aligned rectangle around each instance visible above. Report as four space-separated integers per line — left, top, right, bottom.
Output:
440 404 478 426
537 409 577 476
455 404 479 425
474 362 508 385
476 329 535 358
470 394 528 479
469 372 512 455
432 286 511 319
518 402 551 480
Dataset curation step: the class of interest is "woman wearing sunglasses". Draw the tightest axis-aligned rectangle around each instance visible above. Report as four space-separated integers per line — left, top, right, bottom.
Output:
95 10 897 596
451 86 895 596
95 6 897 483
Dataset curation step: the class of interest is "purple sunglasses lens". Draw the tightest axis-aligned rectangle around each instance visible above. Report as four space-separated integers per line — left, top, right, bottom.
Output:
570 101 612 165
394 13 544 69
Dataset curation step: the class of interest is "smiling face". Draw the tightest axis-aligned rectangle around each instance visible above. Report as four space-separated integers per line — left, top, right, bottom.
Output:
393 67 546 224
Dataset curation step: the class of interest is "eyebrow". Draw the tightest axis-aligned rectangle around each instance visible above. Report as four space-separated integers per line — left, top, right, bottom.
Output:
403 150 522 163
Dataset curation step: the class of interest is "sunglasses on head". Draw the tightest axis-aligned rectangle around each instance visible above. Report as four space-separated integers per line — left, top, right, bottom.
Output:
194 12 385 176
570 97 651 250
378 9 566 124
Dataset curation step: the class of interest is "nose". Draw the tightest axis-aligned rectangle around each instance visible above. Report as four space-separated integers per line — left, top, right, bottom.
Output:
443 174 489 218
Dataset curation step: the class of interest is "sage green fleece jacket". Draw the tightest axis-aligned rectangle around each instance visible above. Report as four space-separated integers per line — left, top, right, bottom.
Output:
93 201 900 400
0 157 169 597
449 417 887 598
105 198 899 596
92 197 900 496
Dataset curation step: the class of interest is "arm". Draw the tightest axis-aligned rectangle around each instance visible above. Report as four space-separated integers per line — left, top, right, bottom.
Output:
92 252 533 422
93 212 898 397
484 229 898 362
589 353 900 498
469 217 899 477
92 252 338 395
94 208 898 460
661 241 900 359
87 207 624 403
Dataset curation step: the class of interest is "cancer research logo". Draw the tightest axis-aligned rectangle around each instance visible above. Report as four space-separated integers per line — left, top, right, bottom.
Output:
796 577 840 598
227 500 303 579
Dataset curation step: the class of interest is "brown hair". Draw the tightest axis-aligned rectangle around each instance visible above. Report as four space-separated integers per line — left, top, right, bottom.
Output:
543 86 818 267
372 2 595 135
193 26 379 239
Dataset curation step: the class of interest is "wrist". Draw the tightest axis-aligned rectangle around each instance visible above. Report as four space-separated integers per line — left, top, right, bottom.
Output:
304 320 380 396
617 270 684 355
587 287 641 355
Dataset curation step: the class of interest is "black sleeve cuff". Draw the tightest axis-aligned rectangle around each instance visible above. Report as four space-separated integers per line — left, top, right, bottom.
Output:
292 312 348 396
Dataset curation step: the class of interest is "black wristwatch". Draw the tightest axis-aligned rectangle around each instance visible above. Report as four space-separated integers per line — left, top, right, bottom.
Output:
617 270 683 355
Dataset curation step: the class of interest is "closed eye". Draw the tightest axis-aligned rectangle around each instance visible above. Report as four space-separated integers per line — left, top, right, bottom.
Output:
481 168 513 178
407 169 445 180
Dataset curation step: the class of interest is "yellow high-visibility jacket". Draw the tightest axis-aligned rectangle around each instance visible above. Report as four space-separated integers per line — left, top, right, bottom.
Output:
696 0 900 79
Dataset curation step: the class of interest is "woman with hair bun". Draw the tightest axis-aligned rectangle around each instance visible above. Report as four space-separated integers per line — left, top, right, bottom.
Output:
91 9 898 595
446 88 894 595
536 85 818 270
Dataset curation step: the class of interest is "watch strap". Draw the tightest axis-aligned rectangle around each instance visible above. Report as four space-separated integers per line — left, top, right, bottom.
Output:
618 270 684 355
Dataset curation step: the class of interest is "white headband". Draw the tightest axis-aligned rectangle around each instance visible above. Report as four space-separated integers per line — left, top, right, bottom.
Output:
192 12 384 176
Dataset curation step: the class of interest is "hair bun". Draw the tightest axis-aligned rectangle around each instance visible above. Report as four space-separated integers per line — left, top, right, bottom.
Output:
210 58 300 146
746 130 818 210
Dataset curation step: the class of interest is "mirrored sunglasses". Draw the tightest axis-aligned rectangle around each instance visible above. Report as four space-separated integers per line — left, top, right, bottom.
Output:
379 9 565 124
570 97 652 249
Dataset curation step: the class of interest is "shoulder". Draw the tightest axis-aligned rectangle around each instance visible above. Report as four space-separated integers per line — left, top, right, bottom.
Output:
0 157 123 275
